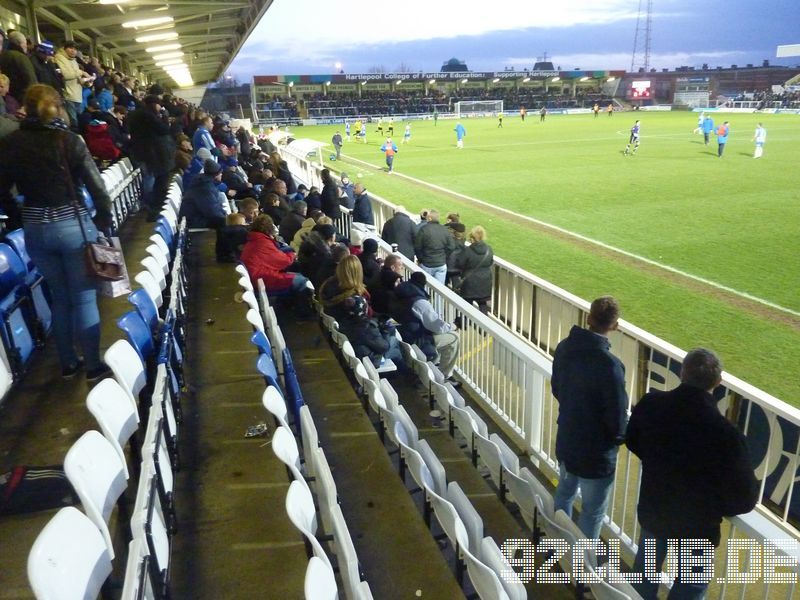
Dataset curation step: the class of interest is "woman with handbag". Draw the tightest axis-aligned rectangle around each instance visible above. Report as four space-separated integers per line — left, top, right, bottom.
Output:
0 84 114 381
454 226 494 314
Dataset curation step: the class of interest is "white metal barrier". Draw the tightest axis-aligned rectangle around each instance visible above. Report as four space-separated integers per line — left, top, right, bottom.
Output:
279 146 800 598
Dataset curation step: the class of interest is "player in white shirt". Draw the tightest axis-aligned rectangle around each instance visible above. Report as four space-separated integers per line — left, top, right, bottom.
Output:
752 123 767 158
693 112 705 134
402 123 411 144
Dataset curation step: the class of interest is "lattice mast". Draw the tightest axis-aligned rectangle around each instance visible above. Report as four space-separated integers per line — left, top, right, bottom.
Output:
630 0 653 72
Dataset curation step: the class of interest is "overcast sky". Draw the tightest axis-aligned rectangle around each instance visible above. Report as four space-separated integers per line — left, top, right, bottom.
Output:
228 0 800 80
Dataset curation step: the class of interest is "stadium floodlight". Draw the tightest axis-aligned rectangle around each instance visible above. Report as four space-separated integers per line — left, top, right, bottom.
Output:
492 78 500 83
360 81 366 85
98 0 130 3
146 43 181 53
396 80 402 85
428 79 436 84
607 77 616 82
325 81 331 86
461 78 468 84
580 76 590 82
156 59 184 67
122 16 173 28
152 51 184 61
551 76 560 82
288 81 294 87
136 32 179 43
523 77 531 82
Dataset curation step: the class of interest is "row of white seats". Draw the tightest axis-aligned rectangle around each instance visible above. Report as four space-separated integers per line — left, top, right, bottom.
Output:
27 186 189 600
100 158 142 230
235 268 374 600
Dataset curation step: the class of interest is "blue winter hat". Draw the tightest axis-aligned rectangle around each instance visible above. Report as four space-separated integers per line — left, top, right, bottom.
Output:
35 40 55 56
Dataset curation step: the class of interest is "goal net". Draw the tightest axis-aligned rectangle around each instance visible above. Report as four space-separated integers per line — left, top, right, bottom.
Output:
454 100 504 118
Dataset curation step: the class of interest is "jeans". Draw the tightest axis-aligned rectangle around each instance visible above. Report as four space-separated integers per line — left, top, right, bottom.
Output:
632 530 711 600
553 463 614 539
717 142 726 157
386 155 394 172
420 263 447 284
24 216 102 371
140 164 170 219
64 101 82 128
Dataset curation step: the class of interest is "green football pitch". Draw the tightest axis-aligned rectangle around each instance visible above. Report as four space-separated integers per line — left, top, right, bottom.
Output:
295 111 800 405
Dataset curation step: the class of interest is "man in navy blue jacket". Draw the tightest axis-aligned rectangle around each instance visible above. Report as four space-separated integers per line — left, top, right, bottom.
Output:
552 296 628 539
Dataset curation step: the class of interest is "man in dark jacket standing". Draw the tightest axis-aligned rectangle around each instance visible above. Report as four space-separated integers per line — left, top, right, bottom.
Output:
127 95 175 220
627 348 758 599
381 205 416 260
278 200 307 243
552 296 628 539
414 209 455 284
0 31 37 104
29 41 63 93
352 182 374 226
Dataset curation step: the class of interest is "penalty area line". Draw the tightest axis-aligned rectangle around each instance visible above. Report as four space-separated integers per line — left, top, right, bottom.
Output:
339 154 800 319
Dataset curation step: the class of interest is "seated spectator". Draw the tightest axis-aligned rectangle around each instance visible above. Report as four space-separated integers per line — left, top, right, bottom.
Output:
270 151 296 195
453 225 494 314
180 158 227 230
261 192 289 226
238 197 260 224
393 271 460 382
316 242 351 288
217 213 249 263
240 214 312 312
352 182 374 226
97 82 114 112
339 173 355 209
298 223 337 287
292 183 309 203
221 158 254 199
279 200 307 243
368 254 403 317
336 295 402 368
359 238 382 283
185 147 213 188
381 205 415 260
291 216 317 252
319 255 372 321
0 74 21 116
305 185 322 211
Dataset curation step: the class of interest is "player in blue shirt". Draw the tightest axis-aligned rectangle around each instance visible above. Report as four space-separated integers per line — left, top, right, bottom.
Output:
402 123 411 144
345 121 351 141
624 120 640 155
454 122 466 149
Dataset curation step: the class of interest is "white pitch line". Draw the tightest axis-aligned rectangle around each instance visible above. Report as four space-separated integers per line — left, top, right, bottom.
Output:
342 155 800 318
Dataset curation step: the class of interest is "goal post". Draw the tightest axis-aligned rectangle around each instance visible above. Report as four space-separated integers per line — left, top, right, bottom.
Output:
454 100 504 118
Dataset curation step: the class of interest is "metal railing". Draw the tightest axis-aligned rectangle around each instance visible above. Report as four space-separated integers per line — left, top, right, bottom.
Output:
279 146 800 597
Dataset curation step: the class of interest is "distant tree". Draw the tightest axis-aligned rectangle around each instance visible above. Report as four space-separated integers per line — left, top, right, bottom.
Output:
368 65 386 73
396 62 413 73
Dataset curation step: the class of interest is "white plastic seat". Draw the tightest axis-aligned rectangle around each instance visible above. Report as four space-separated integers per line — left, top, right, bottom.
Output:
272 425 307 484
64 430 129 559
474 432 520 500
87 378 140 478
105 339 147 406
299 406 320 477
241 289 260 313
28 507 113 600
330 504 362 599
463 544 510 600
149 234 170 259
341 341 360 372
304 556 338 600
120 537 153 600
381 404 418 451
417 439 447 498
286 480 332 569
145 244 169 275
428 485 470 580
503 466 540 533
450 403 488 459
378 379 399 411
235 264 249 278
135 270 163 308
141 256 166 291
313 446 338 534
360 356 380 383
246 307 265 332
448 481 484 556
263 385 289 429
480 536 528 600
237 275 254 292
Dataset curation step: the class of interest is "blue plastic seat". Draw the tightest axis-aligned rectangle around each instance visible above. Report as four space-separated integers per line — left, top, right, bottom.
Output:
155 223 174 255
0 244 36 377
128 288 160 334
282 348 304 434
116 310 154 364
4 229 52 338
80 186 97 219
250 330 272 356
256 352 279 383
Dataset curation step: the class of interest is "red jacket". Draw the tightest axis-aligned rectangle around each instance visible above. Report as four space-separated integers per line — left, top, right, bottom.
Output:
240 231 297 292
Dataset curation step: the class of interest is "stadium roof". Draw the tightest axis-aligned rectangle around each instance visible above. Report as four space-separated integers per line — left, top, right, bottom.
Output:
0 0 273 90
